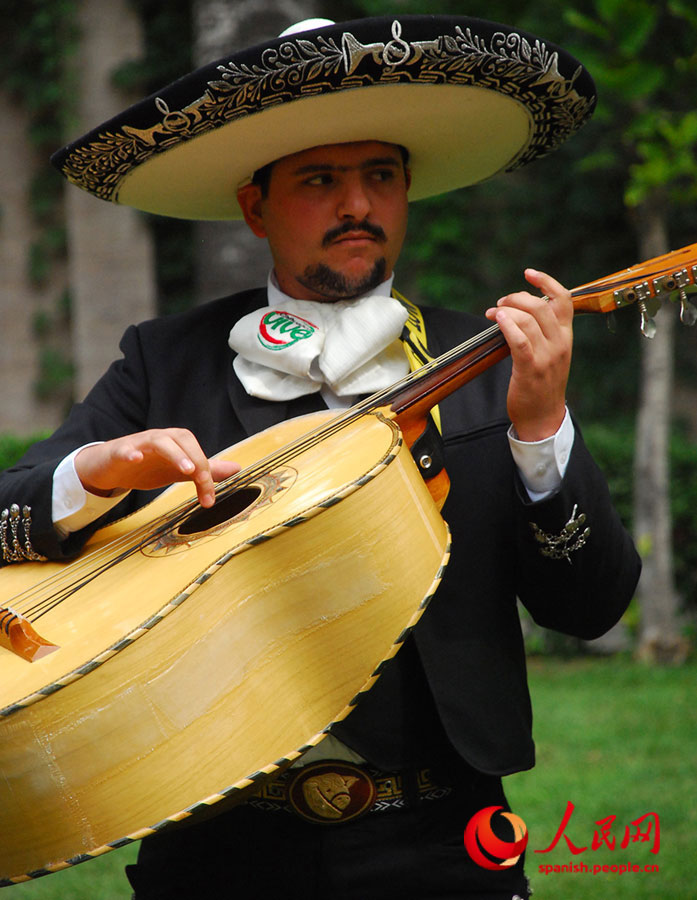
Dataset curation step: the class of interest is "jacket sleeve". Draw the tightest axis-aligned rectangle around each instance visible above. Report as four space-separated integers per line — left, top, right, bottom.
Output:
514 426 641 640
0 325 152 564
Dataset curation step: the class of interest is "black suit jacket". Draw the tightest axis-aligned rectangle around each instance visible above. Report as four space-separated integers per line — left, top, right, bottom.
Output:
0 289 641 775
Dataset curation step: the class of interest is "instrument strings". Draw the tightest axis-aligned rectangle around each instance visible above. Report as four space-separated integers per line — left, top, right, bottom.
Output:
11 253 669 619
179 321 506 504
13 323 504 622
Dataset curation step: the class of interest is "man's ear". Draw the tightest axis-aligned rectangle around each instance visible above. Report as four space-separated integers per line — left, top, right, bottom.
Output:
237 183 267 237
404 166 412 192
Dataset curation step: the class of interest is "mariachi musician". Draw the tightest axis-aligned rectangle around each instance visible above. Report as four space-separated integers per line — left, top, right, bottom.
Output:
1 15 640 900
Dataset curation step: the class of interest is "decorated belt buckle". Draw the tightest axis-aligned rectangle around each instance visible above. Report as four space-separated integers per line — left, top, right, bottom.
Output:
287 762 377 824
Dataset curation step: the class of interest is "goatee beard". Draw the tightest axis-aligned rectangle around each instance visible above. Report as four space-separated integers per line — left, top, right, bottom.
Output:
297 258 387 301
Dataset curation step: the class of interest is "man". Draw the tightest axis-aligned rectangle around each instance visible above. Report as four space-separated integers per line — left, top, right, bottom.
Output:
71 140 570 502
1 16 640 900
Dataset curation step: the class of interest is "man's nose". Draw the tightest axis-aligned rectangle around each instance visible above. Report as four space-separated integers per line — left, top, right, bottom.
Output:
337 176 371 219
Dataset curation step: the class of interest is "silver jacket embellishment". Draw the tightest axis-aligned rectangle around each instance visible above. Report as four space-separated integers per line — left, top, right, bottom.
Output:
1 505 47 563
530 504 590 563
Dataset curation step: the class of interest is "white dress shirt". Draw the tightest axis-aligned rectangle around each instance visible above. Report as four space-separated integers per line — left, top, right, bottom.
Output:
52 276 574 535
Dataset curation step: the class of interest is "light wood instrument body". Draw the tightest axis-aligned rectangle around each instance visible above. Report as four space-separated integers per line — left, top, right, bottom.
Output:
2 239 696 885
0 410 449 884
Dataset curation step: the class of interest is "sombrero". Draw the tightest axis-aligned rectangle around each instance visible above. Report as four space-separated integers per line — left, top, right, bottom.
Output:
51 15 596 221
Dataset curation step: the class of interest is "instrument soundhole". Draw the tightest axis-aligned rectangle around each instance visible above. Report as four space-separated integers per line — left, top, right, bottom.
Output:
177 486 263 535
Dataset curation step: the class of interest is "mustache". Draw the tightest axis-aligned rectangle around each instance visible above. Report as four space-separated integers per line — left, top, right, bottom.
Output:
322 220 386 247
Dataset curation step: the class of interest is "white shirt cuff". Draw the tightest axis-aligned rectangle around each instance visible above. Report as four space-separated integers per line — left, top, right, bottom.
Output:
52 444 129 538
508 408 575 502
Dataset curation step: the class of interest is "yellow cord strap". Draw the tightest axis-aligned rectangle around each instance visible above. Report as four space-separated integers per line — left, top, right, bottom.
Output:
393 288 442 434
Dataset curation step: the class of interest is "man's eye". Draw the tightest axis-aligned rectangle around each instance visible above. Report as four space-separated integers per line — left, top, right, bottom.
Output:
306 174 333 186
371 169 395 182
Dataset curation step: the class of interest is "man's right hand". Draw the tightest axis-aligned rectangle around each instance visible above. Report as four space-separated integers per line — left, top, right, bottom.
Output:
74 429 241 508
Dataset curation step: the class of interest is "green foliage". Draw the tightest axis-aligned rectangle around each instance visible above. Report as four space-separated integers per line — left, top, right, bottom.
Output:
582 423 635 524
626 111 697 208
0 0 79 254
668 428 697 605
34 348 74 402
0 434 47 471
115 0 192 93
144 214 194 316
0 0 79 153
1 0 78 402
582 421 697 607
30 290 74 406
28 167 65 223
120 0 194 314
28 226 67 287
561 1 697 210
338 0 543 22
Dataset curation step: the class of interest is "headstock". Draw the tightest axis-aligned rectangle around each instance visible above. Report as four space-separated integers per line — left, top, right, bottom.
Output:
570 241 697 337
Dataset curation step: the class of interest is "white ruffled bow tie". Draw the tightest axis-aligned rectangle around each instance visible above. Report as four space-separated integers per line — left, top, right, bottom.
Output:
228 294 409 402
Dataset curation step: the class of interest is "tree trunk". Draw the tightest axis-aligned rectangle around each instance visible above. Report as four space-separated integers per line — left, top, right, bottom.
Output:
66 0 156 400
191 0 319 304
631 202 688 664
0 92 68 433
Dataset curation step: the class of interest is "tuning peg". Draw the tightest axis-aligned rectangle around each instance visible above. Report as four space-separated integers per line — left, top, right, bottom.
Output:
639 301 657 338
679 290 697 326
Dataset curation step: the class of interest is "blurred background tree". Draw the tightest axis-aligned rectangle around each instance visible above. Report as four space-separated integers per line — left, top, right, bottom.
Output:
559 0 697 662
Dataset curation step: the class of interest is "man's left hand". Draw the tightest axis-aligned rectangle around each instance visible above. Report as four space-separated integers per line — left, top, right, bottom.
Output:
485 268 573 442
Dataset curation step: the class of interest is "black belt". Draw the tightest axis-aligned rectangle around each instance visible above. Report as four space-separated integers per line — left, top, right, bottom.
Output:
246 761 452 825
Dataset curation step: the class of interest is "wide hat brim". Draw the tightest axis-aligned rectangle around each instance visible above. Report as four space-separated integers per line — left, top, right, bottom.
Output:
51 15 596 221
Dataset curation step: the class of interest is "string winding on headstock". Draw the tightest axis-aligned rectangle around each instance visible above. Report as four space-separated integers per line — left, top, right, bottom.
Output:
572 241 697 338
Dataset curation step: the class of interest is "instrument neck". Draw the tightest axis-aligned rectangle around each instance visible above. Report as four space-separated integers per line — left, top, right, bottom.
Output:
367 324 510 421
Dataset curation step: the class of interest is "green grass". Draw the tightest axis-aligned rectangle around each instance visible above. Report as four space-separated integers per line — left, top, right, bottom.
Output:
508 656 696 899
3 656 694 898
3 847 137 899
